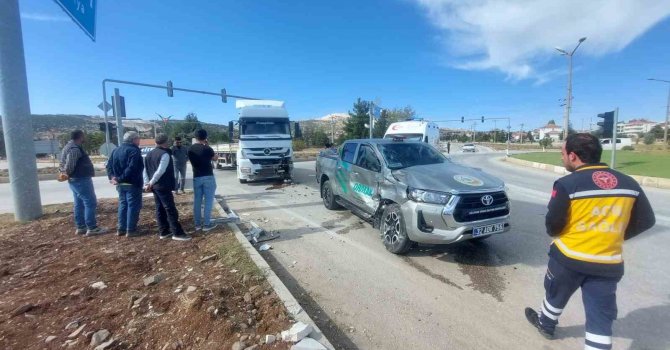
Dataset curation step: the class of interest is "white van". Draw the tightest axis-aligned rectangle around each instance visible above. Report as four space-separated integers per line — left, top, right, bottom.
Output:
383 120 440 148
600 138 632 150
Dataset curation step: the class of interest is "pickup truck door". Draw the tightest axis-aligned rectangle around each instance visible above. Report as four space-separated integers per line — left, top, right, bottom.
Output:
349 144 383 214
331 142 359 201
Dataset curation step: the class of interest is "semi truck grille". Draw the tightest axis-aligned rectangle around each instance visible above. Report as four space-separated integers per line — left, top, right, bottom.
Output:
453 191 509 222
249 159 281 165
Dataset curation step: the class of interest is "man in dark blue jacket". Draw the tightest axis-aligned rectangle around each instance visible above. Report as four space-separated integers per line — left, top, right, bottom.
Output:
106 131 144 237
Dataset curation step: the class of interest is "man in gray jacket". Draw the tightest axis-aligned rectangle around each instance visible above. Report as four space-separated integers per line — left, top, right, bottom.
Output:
171 136 188 194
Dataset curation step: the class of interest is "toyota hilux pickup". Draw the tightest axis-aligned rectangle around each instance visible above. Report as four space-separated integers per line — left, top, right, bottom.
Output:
316 139 510 254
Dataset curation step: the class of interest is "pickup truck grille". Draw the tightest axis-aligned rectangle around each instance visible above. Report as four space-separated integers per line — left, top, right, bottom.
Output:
453 191 509 222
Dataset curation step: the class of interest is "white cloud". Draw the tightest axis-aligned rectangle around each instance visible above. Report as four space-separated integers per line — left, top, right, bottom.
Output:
21 13 70 22
413 0 670 81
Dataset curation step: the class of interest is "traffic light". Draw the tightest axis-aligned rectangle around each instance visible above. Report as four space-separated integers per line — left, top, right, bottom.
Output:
461 116 464 123
597 111 615 137
167 80 174 97
221 88 227 103
228 121 234 141
481 116 485 123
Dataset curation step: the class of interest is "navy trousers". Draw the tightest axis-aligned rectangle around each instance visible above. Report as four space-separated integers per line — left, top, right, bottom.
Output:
539 257 621 350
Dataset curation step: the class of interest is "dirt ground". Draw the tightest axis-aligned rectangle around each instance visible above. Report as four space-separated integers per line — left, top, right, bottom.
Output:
0 195 292 350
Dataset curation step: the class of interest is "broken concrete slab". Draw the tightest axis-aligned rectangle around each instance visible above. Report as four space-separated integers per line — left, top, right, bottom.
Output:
290 338 327 350
281 322 313 343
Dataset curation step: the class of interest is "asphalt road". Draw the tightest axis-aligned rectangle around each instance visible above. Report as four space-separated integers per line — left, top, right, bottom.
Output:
1 147 668 349
216 148 670 350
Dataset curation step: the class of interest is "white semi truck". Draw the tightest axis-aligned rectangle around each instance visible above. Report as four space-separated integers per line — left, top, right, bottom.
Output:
231 100 294 183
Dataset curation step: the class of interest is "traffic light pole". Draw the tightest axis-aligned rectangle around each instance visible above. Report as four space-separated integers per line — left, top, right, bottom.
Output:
101 78 262 149
611 108 618 169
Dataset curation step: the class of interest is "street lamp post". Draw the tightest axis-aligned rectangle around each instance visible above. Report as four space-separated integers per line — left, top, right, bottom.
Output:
647 78 670 150
556 37 587 140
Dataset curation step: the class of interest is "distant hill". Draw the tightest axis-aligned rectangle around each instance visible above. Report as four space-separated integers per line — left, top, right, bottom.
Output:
0 114 228 140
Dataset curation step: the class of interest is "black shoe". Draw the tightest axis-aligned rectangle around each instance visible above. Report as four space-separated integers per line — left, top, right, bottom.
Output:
126 230 142 238
117 229 126 236
159 232 172 240
172 234 192 241
525 307 554 340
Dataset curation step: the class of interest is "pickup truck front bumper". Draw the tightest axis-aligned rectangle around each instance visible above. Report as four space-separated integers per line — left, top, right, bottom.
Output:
400 200 510 244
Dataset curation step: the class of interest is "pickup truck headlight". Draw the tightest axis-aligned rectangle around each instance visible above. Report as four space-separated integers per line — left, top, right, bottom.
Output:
407 187 451 205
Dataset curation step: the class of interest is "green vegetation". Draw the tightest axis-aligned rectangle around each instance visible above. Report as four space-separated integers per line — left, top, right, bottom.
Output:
513 151 670 178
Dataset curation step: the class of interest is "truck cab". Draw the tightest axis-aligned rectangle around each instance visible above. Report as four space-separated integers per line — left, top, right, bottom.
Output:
235 100 293 183
384 120 440 148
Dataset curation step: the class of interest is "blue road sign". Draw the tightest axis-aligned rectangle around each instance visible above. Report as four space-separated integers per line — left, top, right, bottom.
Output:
53 0 97 41
371 105 383 118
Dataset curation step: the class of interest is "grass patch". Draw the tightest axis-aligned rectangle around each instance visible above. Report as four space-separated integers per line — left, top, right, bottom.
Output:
218 234 263 278
513 151 670 178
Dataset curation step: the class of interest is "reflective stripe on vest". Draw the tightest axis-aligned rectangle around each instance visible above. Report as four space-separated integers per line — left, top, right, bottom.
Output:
554 239 623 263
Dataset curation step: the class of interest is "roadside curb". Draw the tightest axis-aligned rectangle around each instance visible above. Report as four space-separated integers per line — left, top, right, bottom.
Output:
502 156 670 190
214 202 335 350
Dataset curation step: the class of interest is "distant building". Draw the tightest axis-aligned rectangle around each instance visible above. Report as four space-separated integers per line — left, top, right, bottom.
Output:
616 119 659 136
537 122 563 141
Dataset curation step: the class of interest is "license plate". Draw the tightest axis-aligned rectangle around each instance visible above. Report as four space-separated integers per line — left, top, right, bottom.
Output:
472 223 505 237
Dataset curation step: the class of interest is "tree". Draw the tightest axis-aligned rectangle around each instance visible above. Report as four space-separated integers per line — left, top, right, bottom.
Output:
312 130 330 147
650 124 664 139
643 132 656 145
343 98 371 140
539 137 553 151
82 132 105 155
385 106 417 124
526 131 534 143
373 109 390 138
547 119 556 125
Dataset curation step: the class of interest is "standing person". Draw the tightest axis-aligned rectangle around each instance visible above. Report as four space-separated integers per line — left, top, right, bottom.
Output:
188 129 219 232
525 133 655 350
106 131 144 237
144 134 191 241
59 130 108 236
446 141 451 154
171 136 188 195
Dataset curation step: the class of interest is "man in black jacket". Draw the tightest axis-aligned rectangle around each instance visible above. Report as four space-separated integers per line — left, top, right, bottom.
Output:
106 131 144 237
525 133 655 350
60 130 108 236
144 134 190 241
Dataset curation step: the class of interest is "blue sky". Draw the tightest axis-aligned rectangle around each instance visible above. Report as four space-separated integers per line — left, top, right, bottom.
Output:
17 0 670 130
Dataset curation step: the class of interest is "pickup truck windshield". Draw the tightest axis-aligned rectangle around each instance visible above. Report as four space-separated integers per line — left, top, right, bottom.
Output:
240 119 290 136
377 143 446 170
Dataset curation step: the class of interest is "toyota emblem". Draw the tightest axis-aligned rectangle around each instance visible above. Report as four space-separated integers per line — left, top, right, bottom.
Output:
481 195 494 206
263 148 271 155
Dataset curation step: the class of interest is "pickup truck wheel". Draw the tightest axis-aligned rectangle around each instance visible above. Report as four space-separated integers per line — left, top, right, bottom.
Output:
321 180 341 210
381 204 412 254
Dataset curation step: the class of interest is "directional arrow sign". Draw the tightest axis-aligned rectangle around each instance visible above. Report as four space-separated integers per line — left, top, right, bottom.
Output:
98 101 112 112
54 0 98 41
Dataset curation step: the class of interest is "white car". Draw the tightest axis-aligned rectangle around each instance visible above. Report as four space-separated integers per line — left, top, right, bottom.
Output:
462 143 476 152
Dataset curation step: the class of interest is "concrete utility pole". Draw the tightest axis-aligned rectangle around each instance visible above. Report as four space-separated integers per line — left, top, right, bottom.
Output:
648 78 670 150
0 0 43 221
556 37 587 140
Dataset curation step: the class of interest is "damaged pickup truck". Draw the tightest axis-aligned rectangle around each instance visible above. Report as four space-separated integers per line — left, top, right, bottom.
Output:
316 139 510 254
